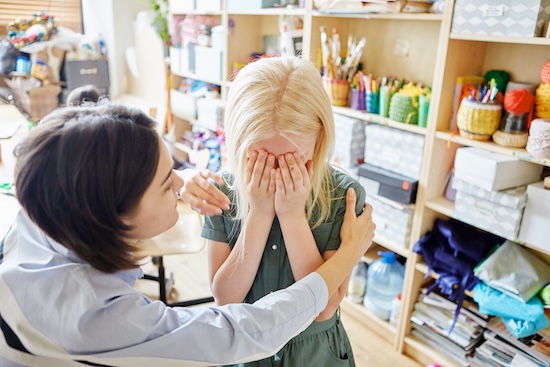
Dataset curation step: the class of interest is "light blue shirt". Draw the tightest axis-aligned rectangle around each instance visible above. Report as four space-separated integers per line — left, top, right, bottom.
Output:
0 211 328 367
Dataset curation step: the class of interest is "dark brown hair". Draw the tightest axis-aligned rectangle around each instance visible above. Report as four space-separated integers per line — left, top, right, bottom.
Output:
66 84 102 106
14 103 160 273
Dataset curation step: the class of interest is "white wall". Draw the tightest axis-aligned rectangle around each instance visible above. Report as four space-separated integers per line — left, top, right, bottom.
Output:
81 0 148 96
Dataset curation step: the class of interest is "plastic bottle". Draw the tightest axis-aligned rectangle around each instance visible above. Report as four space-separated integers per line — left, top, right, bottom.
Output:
347 261 368 304
389 293 402 327
363 251 405 321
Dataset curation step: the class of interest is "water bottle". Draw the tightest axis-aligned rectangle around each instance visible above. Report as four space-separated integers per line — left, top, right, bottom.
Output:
347 261 368 304
363 251 405 321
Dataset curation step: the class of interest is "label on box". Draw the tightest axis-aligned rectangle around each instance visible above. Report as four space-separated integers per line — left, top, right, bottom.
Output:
481 4 505 17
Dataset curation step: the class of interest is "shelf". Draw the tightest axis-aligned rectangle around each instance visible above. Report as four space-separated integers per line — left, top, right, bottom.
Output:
171 10 223 16
436 131 550 167
374 235 410 258
332 106 427 135
312 11 443 22
342 298 396 344
403 335 462 367
450 33 550 45
227 7 307 16
424 196 454 218
171 70 223 86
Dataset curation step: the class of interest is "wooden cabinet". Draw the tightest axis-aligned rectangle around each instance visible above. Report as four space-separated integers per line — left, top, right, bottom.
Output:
168 0 550 365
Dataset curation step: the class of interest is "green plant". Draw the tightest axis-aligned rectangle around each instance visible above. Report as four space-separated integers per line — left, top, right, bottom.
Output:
145 0 170 46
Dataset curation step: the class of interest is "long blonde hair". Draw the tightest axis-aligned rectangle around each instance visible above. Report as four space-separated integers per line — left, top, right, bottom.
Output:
223 56 335 229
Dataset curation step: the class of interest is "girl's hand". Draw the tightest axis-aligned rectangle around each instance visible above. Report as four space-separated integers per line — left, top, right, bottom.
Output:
247 150 276 218
340 189 375 259
178 169 230 216
274 152 312 219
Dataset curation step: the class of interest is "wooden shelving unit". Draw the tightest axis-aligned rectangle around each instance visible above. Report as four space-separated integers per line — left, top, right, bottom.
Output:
168 0 550 365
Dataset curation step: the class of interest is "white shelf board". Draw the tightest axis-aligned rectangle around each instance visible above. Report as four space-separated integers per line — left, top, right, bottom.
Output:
332 106 427 135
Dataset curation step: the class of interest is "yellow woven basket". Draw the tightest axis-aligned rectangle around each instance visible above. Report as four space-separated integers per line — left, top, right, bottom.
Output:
457 99 502 141
323 77 350 107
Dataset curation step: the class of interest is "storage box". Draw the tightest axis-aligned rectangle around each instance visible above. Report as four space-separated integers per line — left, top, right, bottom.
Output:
453 178 526 239
170 89 199 119
366 194 413 248
358 163 418 205
518 181 550 252
331 113 365 169
364 124 425 180
454 147 543 191
5 79 61 122
227 0 278 10
196 0 222 11
194 46 222 82
62 59 110 90
196 97 225 132
452 0 550 37
169 0 195 13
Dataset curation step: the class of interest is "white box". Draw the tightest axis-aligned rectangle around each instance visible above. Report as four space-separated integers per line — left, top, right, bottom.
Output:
453 178 526 239
170 47 182 75
518 181 550 252
227 0 278 10
170 89 199 119
169 0 195 13
365 194 413 248
454 147 543 191
364 124 424 180
196 0 222 11
197 98 225 132
331 113 365 169
194 46 222 82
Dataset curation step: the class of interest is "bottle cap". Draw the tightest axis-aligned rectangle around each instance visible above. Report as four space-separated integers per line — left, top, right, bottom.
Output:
377 251 397 264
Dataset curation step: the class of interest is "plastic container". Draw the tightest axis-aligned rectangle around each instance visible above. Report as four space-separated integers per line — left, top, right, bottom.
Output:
363 251 405 320
389 293 402 327
347 261 368 303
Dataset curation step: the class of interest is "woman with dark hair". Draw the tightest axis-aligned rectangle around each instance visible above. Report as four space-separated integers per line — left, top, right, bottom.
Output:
0 102 375 367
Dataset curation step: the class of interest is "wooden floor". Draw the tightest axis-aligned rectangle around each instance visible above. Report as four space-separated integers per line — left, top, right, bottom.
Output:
134 244 422 367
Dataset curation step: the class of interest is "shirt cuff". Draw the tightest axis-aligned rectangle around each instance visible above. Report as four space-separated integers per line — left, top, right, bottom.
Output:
298 272 329 315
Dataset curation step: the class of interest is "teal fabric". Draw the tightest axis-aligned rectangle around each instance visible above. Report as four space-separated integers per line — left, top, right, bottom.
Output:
473 283 548 338
202 166 366 367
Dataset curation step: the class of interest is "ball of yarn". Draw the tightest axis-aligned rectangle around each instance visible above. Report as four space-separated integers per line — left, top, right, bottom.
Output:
541 59 550 83
526 118 550 158
535 83 550 118
503 88 535 114
484 69 510 93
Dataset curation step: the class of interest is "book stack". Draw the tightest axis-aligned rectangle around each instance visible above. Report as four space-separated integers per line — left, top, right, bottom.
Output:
410 289 488 366
470 317 550 367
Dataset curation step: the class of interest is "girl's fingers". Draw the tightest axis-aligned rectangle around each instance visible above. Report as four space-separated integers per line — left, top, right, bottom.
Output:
275 167 285 195
293 153 309 187
305 160 313 179
278 154 294 191
251 150 268 186
245 151 258 184
285 152 303 188
260 154 275 190
268 168 276 193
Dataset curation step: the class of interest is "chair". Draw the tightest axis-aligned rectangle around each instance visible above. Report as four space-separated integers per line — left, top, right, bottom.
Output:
135 201 214 307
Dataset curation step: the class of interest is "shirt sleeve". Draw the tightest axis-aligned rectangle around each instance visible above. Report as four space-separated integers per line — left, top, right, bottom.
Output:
201 213 228 243
325 181 366 251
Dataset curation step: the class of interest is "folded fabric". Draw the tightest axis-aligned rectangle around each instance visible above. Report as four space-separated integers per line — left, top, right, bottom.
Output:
474 283 548 338
474 241 550 303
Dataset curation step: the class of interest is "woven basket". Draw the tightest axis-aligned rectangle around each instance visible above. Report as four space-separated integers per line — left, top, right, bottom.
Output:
492 130 528 148
456 99 501 141
323 77 350 107
389 94 418 124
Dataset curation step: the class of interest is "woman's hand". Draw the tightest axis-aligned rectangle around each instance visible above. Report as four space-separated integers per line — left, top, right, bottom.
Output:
274 152 312 220
247 150 276 218
177 169 230 216
340 189 375 260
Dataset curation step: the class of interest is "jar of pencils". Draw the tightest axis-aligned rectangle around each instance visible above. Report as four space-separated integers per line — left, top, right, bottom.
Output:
323 77 350 106
456 98 502 141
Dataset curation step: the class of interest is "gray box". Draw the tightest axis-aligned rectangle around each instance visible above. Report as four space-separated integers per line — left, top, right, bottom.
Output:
366 194 413 249
331 113 365 169
452 0 550 37
63 60 110 90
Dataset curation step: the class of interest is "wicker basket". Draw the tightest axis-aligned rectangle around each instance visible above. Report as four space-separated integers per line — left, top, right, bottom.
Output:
456 99 501 141
322 77 350 107
492 130 528 148
389 94 418 124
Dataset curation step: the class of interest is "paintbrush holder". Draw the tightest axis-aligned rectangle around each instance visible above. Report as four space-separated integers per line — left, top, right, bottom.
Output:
457 98 501 141
323 77 349 106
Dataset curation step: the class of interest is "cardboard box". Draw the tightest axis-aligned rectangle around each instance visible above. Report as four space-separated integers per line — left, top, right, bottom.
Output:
194 46 222 82
452 0 550 37
518 181 550 252
62 59 110 90
366 194 414 248
331 113 365 169
453 178 526 239
358 163 418 205
454 147 543 191
5 78 61 122
227 0 278 10
364 124 425 180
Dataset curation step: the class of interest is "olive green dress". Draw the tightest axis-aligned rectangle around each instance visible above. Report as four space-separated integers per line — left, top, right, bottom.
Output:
202 166 366 367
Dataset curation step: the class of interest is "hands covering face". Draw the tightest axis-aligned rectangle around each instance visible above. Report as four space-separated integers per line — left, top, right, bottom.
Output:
246 150 313 219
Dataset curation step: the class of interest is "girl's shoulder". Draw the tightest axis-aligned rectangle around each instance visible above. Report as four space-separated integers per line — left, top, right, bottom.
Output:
328 165 362 193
